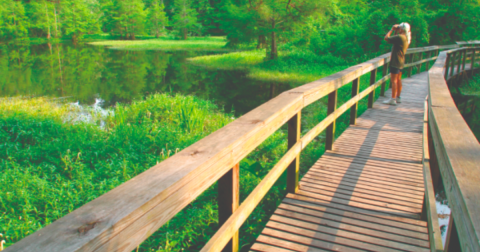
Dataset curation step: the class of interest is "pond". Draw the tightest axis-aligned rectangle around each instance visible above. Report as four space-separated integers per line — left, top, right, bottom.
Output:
0 42 293 116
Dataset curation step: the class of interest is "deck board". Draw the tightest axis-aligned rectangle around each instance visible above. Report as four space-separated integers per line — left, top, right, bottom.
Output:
251 72 430 251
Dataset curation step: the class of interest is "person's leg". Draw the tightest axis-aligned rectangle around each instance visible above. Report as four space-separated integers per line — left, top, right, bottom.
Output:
390 72 398 98
397 71 403 98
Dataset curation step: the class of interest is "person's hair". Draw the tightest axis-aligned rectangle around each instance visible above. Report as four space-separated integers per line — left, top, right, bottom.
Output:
399 22 411 45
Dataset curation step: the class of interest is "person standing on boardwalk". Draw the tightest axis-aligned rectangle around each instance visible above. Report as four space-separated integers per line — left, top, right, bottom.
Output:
383 22 411 105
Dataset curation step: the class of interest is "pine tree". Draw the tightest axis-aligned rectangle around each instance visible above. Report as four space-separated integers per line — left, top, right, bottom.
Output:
103 0 146 39
172 0 200 40
146 1 168 38
0 0 28 40
62 0 100 43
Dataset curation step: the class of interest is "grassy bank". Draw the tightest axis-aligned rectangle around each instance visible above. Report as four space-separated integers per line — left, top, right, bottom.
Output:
89 36 228 51
188 49 351 84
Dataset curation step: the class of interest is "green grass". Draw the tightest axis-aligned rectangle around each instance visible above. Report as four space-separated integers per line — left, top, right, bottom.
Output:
89 36 229 51
188 49 351 84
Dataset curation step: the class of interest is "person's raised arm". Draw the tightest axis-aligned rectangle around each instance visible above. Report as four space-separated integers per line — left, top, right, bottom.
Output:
384 24 398 42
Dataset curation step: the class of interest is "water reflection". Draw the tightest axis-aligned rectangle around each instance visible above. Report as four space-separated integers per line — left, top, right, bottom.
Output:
0 43 293 116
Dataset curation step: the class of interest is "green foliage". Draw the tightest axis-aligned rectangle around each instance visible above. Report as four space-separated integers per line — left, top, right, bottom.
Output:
172 0 201 39
103 0 147 39
0 0 28 40
146 1 168 38
61 0 100 42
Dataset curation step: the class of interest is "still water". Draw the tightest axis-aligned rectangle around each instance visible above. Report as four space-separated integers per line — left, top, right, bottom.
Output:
0 43 292 116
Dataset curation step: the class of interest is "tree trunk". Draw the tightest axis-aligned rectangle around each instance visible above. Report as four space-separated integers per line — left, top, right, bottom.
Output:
270 20 277 60
256 35 266 49
45 2 51 39
183 28 187 40
131 33 136 40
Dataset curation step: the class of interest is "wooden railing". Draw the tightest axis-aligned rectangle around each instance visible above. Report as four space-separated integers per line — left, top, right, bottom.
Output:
5 44 463 252
425 46 480 252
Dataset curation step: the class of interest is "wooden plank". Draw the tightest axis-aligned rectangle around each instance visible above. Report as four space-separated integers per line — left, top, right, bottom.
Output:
270 213 430 250
218 163 239 252
462 49 467 71
295 190 421 218
284 196 428 229
408 54 414 77
287 112 301 194
250 239 297 252
265 222 403 252
325 90 337 150
300 181 423 209
254 235 327 252
276 203 429 239
262 227 364 252
425 51 431 70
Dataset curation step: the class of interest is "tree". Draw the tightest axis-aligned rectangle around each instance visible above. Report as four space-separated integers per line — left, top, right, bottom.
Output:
62 0 100 43
0 0 28 40
146 1 168 38
172 0 200 40
103 0 146 39
222 0 329 59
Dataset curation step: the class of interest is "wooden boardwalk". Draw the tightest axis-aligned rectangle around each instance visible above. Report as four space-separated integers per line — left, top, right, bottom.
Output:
251 72 430 252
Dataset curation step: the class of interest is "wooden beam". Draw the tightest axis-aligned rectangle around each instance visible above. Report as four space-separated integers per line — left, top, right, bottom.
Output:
325 90 337 151
368 68 377 108
218 164 240 252
462 49 467 71
445 53 450 80
456 50 462 74
417 52 424 73
350 78 360 125
287 112 301 193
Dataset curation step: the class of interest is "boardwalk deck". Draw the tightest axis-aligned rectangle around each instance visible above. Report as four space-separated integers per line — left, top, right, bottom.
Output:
251 72 431 252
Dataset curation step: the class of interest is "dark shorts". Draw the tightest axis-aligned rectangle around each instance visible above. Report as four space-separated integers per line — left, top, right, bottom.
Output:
390 67 403 74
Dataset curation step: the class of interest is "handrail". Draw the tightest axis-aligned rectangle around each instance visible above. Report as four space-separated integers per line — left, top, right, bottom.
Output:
5 44 459 252
427 46 480 251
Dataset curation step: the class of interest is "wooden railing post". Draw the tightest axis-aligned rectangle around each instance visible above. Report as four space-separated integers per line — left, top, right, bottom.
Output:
472 49 476 77
287 112 301 193
218 164 239 252
368 68 377 108
417 52 423 73
380 59 388 96
462 49 467 72
325 91 337 150
425 51 432 70
456 50 462 74
407 53 414 77
445 53 450 80
449 51 456 77
445 216 461 252
350 78 360 125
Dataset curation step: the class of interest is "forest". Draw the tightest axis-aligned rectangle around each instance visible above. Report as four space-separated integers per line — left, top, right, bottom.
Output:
1 0 479 57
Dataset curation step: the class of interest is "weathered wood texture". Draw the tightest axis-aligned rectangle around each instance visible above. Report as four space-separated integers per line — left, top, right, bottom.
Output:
428 48 480 252
5 44 459 252
218 163 240 252
252 72 432 252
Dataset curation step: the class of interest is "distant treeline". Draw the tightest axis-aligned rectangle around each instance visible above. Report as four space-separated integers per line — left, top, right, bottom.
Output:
0 0 479 59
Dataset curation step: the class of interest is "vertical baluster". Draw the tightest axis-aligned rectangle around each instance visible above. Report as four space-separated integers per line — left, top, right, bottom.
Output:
380 58 388 96
445 53 450 80
425 51 431 70
456 50 462 74
472 49 477 77
218 164 239 252
449 51 456 77
417 52 423 73
462 49 467 71
325 91 337 151
350 78 360 125
287 112 301 193
368 68 377 108
407 54 414 77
